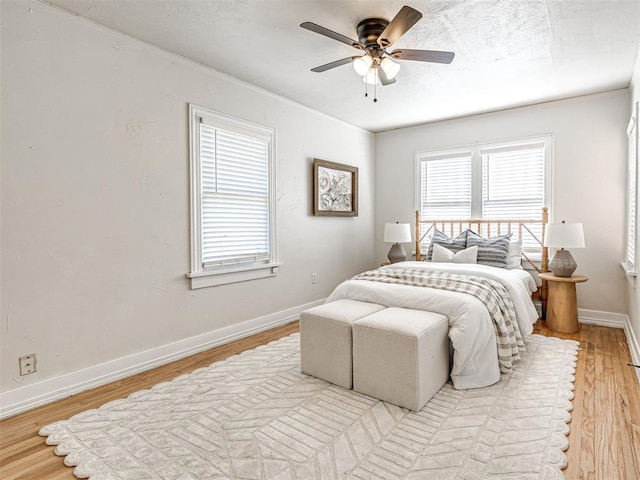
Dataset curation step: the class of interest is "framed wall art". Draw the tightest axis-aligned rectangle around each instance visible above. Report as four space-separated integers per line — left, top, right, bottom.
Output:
313 159 358 217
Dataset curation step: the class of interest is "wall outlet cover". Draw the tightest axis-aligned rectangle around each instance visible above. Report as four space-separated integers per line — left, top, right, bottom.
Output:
19 354 37 376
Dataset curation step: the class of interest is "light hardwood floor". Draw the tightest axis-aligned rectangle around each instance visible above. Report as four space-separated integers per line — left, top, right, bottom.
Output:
1 321 638 479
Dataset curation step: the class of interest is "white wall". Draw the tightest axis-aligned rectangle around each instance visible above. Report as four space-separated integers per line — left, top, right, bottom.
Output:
0 1 375 399
375 90 629 315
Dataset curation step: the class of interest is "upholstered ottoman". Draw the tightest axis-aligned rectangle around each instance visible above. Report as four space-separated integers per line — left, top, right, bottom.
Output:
352 307 449 411
300 299 386 389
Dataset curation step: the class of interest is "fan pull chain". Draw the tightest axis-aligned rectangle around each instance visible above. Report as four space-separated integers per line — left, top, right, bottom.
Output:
363 69 379 103
374 70 378 103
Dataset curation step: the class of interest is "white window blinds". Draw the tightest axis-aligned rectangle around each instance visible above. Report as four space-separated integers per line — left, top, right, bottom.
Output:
481 144 545 220
420 154 472 219
199 123 270 267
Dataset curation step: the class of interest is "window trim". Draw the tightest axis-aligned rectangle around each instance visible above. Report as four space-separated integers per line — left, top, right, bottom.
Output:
186 104 279 289
414 134 554 221
623 102 639 278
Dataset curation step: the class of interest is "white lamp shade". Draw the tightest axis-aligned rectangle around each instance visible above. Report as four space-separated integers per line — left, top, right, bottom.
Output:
353 55 372 76
380 57 401 79
384 223 411 243
362 67 379 85
544 222 585 248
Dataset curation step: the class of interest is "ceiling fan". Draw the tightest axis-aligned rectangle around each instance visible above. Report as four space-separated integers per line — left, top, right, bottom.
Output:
300 6 455 101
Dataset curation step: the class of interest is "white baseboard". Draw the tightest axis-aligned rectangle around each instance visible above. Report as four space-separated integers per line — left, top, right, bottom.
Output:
578 308 626 329
0 299 324 420
577 309 640 385
624 316 640 386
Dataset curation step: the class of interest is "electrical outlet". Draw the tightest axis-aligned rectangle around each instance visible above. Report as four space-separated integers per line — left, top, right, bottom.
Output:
19 354 37 375
311 273 318 284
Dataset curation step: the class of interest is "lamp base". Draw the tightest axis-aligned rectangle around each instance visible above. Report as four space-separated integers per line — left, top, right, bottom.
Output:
549 249 577 277
387 243 407 264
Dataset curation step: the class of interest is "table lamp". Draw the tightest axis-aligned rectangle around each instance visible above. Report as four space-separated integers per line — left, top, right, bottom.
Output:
384 222 412 263
543 221 585 277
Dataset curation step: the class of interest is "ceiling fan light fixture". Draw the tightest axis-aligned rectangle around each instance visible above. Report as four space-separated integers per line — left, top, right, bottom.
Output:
301 5 455 101
352 54 373 76
380 57 401 80
362 67 379 85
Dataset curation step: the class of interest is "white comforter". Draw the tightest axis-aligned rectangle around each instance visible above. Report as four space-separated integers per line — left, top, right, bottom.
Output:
326 261 539 389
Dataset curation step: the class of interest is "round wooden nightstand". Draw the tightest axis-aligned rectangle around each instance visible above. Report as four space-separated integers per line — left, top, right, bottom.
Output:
539 272 588 333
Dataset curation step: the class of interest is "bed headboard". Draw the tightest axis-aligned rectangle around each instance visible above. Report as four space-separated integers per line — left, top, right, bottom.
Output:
414 207 549 273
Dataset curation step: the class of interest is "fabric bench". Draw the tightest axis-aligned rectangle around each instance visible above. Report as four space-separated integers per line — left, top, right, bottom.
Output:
299 299 386 389
352 307 450 411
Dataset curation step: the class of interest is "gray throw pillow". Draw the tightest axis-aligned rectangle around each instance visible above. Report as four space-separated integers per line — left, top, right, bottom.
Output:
466 230 513 268
427 229 469 261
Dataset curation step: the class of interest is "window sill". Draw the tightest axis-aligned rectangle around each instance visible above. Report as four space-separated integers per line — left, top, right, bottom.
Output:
621 261 637 288
186 263 281 289
621 261 638 277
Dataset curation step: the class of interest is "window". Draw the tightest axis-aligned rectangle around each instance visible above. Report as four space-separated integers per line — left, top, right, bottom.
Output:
623 104 638 276
419 152 472 219
187 105 278 289
481 144 547 220
416 136 552 248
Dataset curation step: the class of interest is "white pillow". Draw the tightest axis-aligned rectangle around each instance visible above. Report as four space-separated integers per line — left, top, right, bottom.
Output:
507 239 523 269
432 243 478 264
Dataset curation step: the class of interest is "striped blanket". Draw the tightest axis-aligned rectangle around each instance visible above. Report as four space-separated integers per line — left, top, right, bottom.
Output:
352 268 525 372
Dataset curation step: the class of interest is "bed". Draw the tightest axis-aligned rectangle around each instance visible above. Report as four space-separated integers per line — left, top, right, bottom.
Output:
326 208 550 390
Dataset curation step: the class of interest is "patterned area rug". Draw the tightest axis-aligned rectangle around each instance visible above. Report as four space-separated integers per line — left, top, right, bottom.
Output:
40 333 578 479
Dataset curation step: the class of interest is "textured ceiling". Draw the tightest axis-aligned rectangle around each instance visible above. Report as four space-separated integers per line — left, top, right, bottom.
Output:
43 0 640 132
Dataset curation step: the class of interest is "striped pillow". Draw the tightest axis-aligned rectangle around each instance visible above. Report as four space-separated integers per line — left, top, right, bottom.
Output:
427 229 469 261
466 231 513 268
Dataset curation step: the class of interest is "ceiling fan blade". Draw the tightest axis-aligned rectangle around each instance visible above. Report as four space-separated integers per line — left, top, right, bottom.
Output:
377 6 422 48
300 22 364 50
389 49 455 64
310 57 354 73
378 68 397 86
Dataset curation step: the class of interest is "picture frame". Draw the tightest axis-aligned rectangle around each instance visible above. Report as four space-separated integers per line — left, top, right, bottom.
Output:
313 159 358 217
